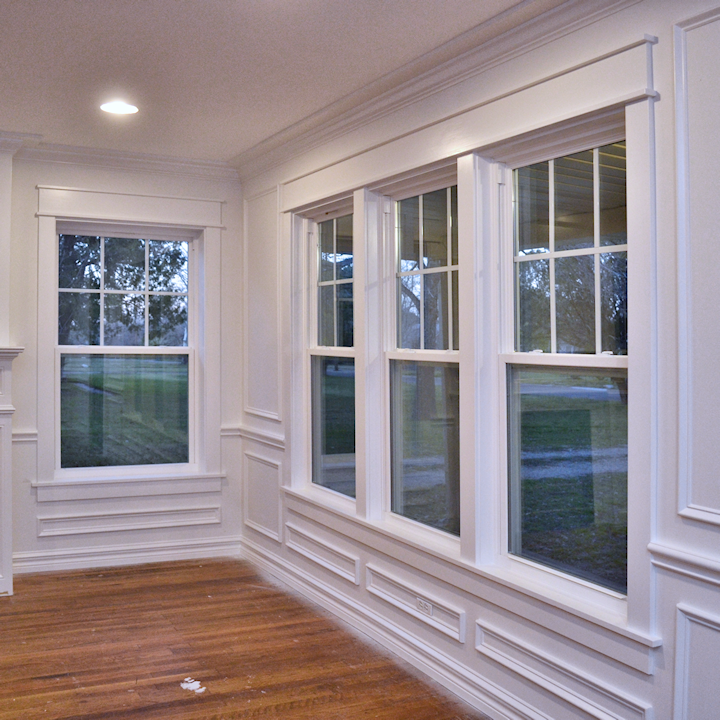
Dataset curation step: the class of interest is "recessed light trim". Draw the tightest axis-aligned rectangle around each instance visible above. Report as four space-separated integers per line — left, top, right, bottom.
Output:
100 100 138 115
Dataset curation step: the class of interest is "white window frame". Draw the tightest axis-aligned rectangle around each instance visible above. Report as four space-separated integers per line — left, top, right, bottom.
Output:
467 101 656 630
307 206 358 505
36 187 224 484
289 100 656 634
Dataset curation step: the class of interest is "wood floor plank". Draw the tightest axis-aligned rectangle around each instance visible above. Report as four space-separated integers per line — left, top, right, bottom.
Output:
0 559 489 719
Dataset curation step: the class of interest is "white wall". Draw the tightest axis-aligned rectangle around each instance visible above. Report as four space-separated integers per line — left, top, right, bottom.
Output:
9 156 245 571
236 1 720 718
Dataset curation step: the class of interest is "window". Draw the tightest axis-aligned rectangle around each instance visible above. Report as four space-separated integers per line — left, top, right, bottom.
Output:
58 234 190 469
507 143 628 592
311 214 356 498
390 187 460 536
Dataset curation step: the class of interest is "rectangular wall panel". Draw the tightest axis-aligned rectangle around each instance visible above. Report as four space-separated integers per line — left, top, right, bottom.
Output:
674 605 720 720
244 188 281 422
243 451 282 542
677 11 720 523
286 522 360 584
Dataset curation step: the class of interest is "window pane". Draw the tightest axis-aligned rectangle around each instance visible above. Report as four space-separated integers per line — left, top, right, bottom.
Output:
335 214 353 279
508 366 627 593
60 354 189 468
390 360 460 536
555 254 595 353
450 186 458 265
336 283 353 347
58 292 100 345
399 196 420 271
319 220 334 282
554 151 594 252
516 259 550 353
104 237 146 291
149 295 188 346
149 241 188 292
312 356 355 498
318 285 335 346
398 275 421 349
600 252 627 355
600 142 627 246
422 189 447 269
423 272 448 350
452 269 459 351
104 293 145 346
59 235 101 289
515 162 549 254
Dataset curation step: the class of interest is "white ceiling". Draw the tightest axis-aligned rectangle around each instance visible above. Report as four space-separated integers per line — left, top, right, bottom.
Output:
0 0 568 166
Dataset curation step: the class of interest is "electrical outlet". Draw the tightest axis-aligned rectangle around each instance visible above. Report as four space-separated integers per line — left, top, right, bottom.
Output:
417 598 433 616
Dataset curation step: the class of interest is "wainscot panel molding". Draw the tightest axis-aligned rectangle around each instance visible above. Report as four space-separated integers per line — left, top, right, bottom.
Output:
32 474 224 503
243 451 282 543
284 489 660 674
366 564 466 644
232 0 642 181
673 604 720 720
14 535 242 574
37 506 221 537
649 542 720 588
243 187 283 423
240 535 541 720
675 7 720 527
222 425 286 450
11 430 37 444
285 522 360 585
475 621 652 720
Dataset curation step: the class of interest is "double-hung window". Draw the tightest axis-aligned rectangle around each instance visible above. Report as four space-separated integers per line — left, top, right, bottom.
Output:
310 214 356 498
390 186 460 536
58 234 191 469
506 142 628 593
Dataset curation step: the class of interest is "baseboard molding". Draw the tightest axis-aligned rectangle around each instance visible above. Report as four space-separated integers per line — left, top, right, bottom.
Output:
239 536 540 720
13 535 243 574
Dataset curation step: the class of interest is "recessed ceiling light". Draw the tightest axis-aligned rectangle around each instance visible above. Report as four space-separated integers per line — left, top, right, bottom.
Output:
100 100 138 115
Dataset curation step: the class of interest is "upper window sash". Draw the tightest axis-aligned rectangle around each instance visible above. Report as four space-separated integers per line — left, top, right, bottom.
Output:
316 214 354 348
512 143 627 357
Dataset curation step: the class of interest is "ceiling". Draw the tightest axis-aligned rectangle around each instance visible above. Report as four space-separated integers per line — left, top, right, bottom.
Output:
0 0 569 168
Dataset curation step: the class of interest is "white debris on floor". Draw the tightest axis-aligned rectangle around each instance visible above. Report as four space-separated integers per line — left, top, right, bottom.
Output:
181 677 206 694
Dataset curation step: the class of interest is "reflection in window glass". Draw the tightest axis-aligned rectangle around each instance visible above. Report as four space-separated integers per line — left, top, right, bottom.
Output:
312 356 355 498
398 275 421 350
423 272 448 350
515 162 549 254
600 142 627 247
104 237 146 291
600 252 627 354
60 354 189 468
396 187 458 351
554 150 594 252
555 254 595 354
58 292 100 346
508 367 627 592
516 258 550 353
513 142 627 355
317 215 353 347
58 235 189 348
391 360 459 536
59 235 101 289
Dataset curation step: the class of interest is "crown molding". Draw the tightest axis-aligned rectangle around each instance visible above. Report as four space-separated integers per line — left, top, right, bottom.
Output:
231 0 641 181
14 142 240 181
0 131 42 154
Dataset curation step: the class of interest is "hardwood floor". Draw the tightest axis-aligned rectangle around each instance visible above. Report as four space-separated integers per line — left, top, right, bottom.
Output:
0 559 490 719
